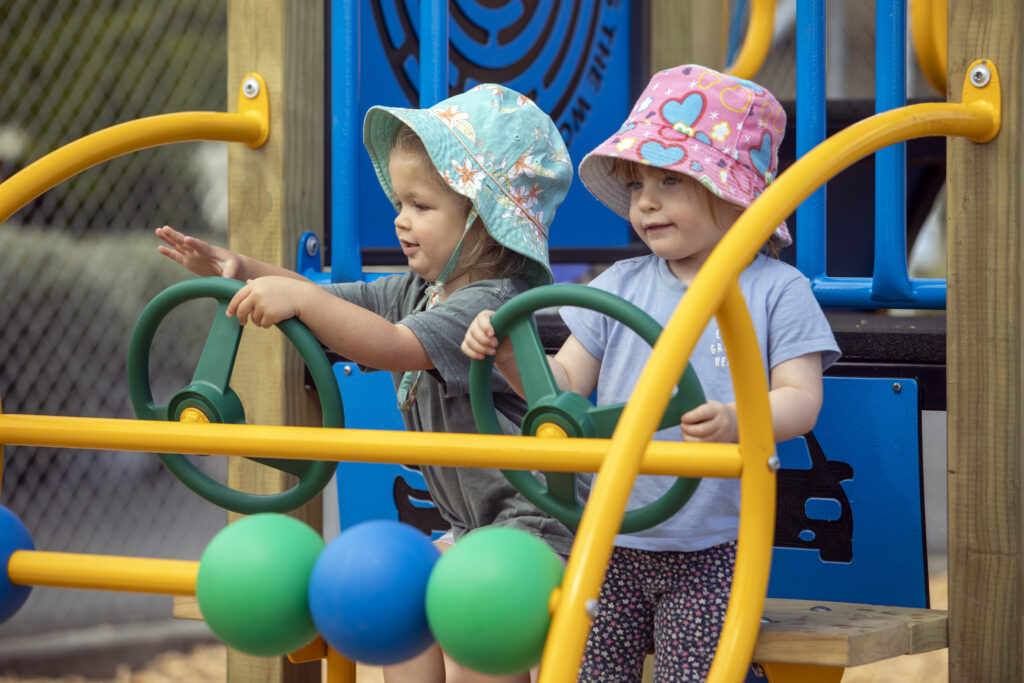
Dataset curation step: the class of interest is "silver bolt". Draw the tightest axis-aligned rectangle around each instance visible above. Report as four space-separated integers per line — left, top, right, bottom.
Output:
893 382 902 393
970 63 991 88
343 365 352 376
242 77 261 99
767 454 780 472
305 234 319 257
585 598 599 618
760 616 772 623
810 605 832 612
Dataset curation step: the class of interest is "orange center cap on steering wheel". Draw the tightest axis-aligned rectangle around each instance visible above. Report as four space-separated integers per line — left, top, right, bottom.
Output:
536 423 568 439
179 407 211 424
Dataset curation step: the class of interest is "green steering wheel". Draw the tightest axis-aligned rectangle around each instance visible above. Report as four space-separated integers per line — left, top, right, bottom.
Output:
470 284 704 534
127 277 342 514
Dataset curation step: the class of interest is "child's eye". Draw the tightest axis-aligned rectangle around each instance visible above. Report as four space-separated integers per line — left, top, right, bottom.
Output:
662 176 680 186
414 202 430 211
626 180 642 191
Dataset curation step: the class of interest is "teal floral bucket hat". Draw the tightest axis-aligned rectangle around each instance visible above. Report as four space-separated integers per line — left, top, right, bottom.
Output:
363 83 573 287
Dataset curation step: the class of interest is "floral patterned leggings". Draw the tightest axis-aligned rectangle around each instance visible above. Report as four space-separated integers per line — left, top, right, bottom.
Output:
576 541 737 682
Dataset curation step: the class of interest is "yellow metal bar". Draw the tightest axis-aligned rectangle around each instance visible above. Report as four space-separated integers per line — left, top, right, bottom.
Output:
910 0 947 95
7 550 197 595
0 413 741 479
705 283 777 682
725 0 775 79
0 73 268 225
326 647 357 683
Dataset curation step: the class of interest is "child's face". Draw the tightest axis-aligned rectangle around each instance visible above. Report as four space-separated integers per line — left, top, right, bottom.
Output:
625 165 736 279
389 148 473 282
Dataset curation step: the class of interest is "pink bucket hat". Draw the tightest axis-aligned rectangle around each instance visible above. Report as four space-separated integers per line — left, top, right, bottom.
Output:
578 64 791 245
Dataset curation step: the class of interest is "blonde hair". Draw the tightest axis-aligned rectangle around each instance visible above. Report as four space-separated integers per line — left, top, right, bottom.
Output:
389 124 534 281
609 158 783 258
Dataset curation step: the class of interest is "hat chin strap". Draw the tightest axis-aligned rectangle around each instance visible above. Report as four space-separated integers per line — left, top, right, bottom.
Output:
397 208 478 412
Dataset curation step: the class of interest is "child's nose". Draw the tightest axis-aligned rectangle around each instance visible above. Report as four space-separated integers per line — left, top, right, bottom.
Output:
637 184 660 210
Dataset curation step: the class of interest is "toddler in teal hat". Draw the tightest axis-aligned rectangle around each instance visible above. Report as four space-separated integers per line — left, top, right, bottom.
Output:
155 83 574 680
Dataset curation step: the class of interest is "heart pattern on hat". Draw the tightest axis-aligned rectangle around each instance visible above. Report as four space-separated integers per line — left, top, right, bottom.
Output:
640 141 686 167
578 64 791 246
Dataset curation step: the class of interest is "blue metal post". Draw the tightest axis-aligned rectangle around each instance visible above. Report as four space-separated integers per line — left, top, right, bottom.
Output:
795 0 827 281
873 0 912 301
329 0 363 283
420 0 448 108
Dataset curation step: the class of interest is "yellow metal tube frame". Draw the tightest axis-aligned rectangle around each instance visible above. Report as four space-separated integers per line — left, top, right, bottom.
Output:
7 550 197 595
910 0 948 96
725 0 776 80
0 73 269 225
0 414 742 479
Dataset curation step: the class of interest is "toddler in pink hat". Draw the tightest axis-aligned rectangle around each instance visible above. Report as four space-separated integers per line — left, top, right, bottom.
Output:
463 64 839 680
580 63 791 252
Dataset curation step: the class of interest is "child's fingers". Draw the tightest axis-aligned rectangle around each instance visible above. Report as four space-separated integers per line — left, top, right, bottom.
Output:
226 284 250 322
156 245 185 265
680 403 710 425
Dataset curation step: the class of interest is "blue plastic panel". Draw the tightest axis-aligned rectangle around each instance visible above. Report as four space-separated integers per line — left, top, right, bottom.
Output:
339 0 634 251
768 376 927 608
333 362 448 539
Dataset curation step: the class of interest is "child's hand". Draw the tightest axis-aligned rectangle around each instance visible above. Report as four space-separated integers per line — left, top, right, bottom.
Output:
155 225 244 279
461 310 506 360
227 276 305 328
680 400 738 443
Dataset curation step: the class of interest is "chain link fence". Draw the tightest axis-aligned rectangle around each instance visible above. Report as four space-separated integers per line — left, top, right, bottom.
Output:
1 0 230 640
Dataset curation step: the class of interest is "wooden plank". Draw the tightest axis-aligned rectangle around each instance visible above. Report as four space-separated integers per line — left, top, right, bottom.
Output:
173 595 202 621
649 0 726 74
753 599 948 667
946 1 1024 681
227 1 325 682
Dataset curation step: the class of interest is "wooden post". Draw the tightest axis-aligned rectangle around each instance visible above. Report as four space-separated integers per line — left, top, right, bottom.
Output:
227 2 325 681
648 0 727 75
947 0 1023 680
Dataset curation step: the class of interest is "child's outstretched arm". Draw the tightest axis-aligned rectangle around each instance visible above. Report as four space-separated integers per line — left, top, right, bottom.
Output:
680 351 823 444
155 225 303 282
462 310 600 400
228 276 433 372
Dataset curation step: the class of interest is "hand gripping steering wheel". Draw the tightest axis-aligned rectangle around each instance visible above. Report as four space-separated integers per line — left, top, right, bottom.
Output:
470 285 705 533
127 277 342 514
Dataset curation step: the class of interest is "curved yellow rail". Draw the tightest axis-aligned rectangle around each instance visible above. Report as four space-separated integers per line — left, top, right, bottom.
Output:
725 0 776 80
537 60 1001 683
910 0 948 96
0 73 269 225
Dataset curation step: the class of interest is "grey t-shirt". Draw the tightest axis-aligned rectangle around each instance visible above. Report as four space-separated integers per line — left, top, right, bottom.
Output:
560 253 841 552
322 273 574 555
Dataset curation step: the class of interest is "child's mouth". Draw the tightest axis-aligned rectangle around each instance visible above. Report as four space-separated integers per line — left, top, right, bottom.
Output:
644 223 672 233
399 239 420 256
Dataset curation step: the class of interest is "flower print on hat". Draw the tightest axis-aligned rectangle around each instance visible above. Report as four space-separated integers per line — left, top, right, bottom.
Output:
363 84 573 286
579 64 791 246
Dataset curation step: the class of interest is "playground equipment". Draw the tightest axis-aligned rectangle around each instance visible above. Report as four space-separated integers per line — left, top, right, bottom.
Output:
470 284 705 533
127 277 343 514
0 1 1016 681
0 53 1001 681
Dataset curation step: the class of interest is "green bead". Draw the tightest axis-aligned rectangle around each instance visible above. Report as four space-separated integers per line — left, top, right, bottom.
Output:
196 513 325 656
425 527 564 675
